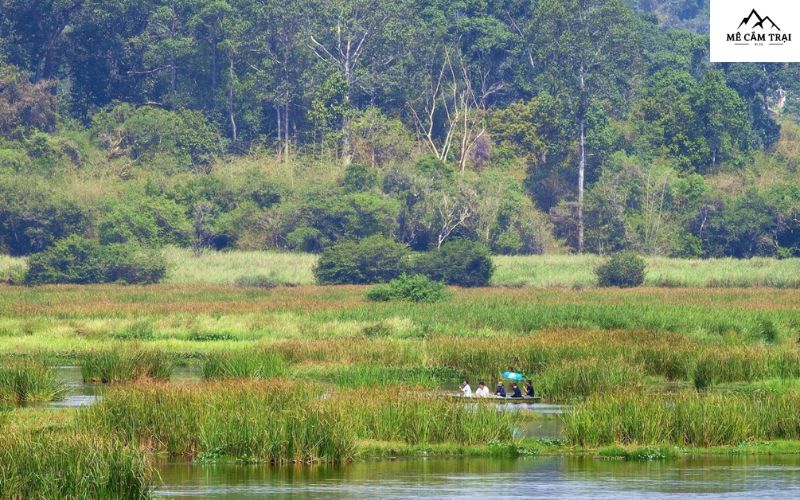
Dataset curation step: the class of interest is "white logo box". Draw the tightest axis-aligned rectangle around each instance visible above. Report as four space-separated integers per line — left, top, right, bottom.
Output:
710 0 800 62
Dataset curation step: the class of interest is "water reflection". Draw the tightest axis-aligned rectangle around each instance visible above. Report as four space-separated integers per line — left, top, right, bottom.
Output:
155 455 800 499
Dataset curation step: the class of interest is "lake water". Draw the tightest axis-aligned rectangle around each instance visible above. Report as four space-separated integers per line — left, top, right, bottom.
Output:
154 455 800 499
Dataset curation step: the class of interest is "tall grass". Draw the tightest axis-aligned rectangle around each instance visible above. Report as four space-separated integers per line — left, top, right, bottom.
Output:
162 250 800 288
202 351 288 379
299 364 462 389
564 390 800 447
0 361 65 405
535 359 648 399
80 348 173 383
0 431 153 499
81 382 517 462
494 255 800 288
163 247 316 286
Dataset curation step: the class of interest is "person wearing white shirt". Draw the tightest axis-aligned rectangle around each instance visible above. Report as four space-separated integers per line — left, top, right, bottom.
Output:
460 379 472 397
475 381 490 398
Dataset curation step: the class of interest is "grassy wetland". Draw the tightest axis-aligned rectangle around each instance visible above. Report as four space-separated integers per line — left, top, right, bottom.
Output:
1 282 800 497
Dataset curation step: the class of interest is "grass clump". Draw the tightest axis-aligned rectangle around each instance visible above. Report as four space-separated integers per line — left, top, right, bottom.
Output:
80 348 173 383
0 361 65 405
366 274 449 303
202 351 288 379
0 431 153 499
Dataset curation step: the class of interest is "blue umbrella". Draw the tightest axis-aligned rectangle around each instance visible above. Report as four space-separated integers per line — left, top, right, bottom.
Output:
502 371 525 382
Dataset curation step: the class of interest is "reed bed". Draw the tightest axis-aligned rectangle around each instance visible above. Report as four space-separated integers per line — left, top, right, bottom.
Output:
202 351 288 379
299 364 462 389
81 381 517 462
0 431 153 499
0 361 65 405
267 337 425 366
80 348 173 383
564 390 800 447
535 359 649 399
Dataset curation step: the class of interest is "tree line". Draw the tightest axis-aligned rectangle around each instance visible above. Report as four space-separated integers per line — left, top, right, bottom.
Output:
1 0 799 261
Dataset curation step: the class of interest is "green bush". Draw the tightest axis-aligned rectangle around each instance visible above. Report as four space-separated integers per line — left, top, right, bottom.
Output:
366 274 450 303
103 243 167 284
314 236 409 284
416 239 494 287
342 163 379 193
595 252 647 288
98 194 191 247
24 236 167 285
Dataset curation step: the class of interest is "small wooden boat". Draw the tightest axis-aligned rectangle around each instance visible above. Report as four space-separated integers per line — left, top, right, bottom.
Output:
446 394 542 403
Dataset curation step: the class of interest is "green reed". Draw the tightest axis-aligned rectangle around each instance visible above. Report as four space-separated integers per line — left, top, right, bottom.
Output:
0 430 153 499
0 361 65 405
202 351 288 379
564 390 800 447
80 381 518 462
535 359 648 400
80 347 173 383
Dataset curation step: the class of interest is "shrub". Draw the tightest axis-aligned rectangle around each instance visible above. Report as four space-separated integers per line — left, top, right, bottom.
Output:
103 243 167 284
98 194 191 247
314 236 409 284
595 252 646 288
416 239 494 287
24 236 167 285
366 274 449 303
24 235 107 284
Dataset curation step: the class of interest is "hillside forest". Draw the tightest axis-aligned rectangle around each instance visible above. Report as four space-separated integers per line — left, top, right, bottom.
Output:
1 0 800 261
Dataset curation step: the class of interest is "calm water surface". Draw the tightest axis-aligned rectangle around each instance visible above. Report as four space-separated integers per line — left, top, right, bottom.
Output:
154 455 800 499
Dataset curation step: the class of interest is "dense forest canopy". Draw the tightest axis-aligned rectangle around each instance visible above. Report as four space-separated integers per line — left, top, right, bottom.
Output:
1 0 799 259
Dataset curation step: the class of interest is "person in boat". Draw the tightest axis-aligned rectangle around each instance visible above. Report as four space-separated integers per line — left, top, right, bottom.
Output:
460 379 472 398
475 381 490 398
525 380 535 398
510 383 522 398
495 380 506 397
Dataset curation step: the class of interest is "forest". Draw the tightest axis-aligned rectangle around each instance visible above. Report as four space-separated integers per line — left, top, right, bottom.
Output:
1 0 799 265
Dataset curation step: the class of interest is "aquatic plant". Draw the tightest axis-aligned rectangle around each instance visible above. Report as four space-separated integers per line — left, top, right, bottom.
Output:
80 348 173 383
80 382 518 462
0 431 153 499
202 351 288 379
0 361 65 405
564 390 800 447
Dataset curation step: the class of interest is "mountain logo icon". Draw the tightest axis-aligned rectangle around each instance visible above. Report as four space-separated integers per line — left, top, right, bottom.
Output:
737 9 781 31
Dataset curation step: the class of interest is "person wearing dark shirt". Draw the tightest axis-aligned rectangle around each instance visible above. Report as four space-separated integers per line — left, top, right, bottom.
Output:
510 383 522 398
525 380 535 398
495 381 506 397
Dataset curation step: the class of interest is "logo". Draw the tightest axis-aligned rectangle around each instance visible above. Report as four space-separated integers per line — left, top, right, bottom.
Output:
726 9 790 45
711 0 800 62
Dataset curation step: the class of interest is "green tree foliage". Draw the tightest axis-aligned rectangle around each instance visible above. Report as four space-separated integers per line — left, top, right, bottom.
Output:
0 174 88 255
24 236 167 285
416 238 494 287
98 193 191 247
313 236 409 284
0 0 798 261
91 104 224 170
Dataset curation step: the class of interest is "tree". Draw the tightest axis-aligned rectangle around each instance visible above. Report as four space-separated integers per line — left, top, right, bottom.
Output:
306 0 411 162
528 0 640 252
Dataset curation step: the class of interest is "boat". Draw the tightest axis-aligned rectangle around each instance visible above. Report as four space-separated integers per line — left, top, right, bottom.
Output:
446 394 541 403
